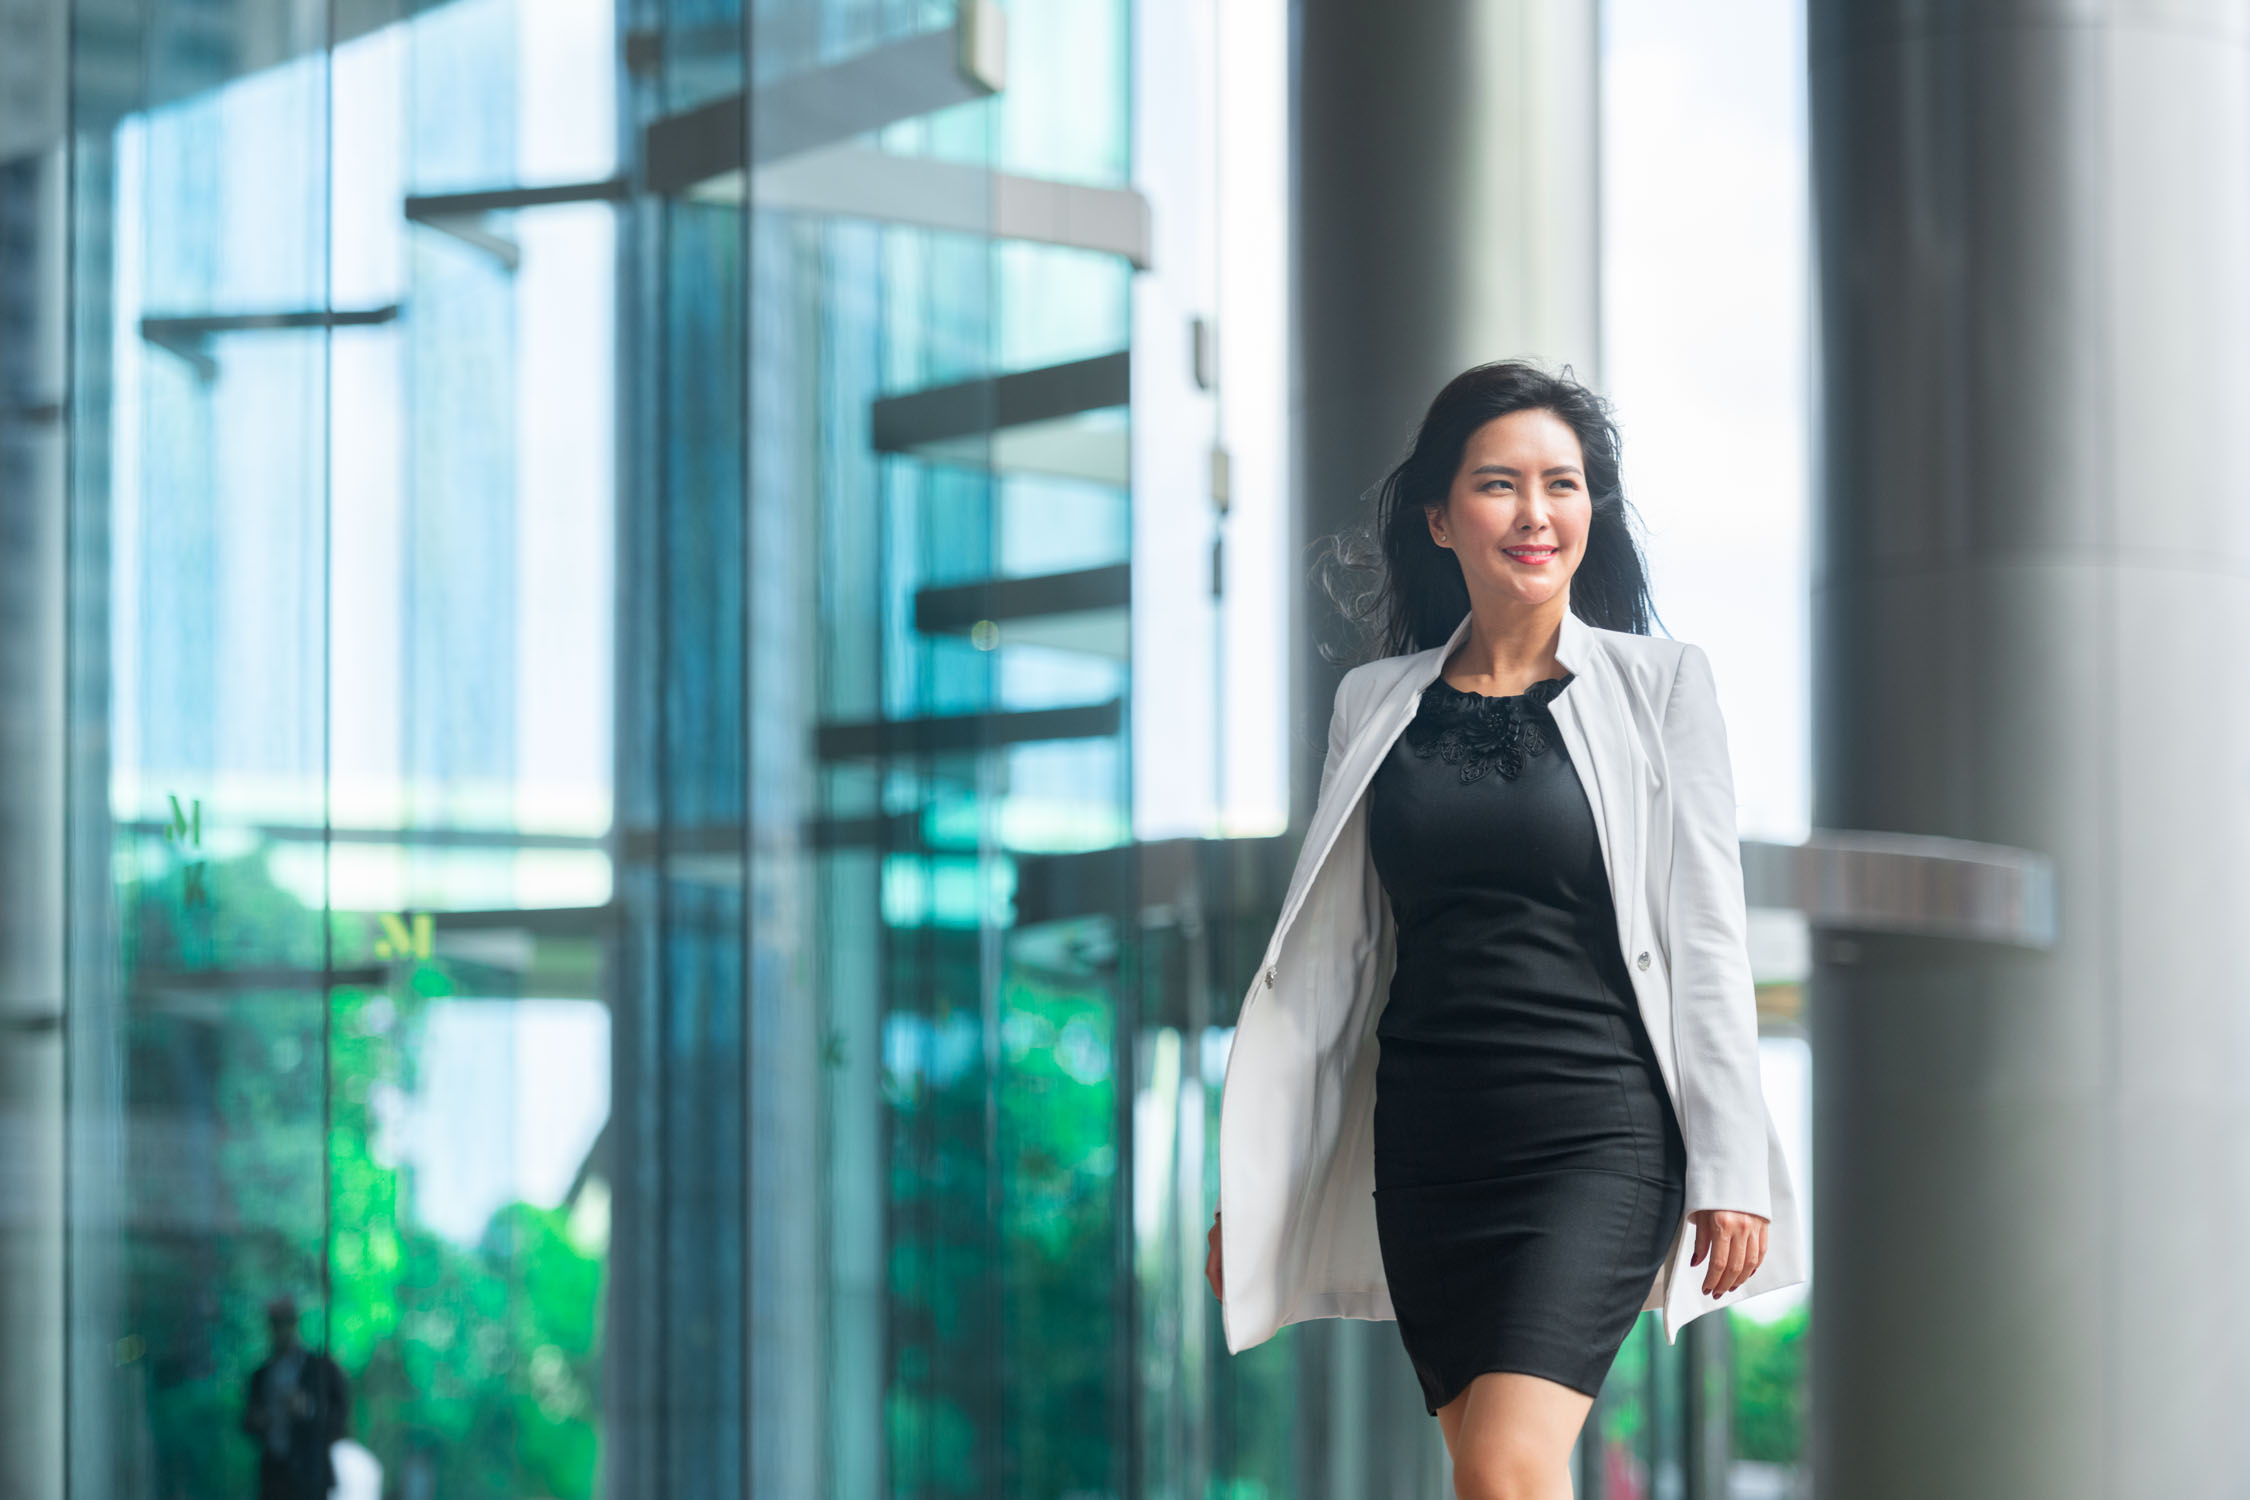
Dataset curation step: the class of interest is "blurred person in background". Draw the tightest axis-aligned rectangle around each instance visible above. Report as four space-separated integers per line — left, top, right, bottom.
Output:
239 1294 351 1500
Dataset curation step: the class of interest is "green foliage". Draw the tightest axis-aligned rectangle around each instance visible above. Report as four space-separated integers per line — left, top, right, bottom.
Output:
1730 1303 1807 1464
999 974 1117 1497
882 945 997 1499
349 1195 604 1500
1214 1323 1298 1496
1597 1315 1653 1453
881 947 1121 1498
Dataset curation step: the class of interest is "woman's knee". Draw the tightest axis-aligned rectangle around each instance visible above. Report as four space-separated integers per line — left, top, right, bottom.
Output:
1452 1447 1567 1500
1448 1371 1586 1500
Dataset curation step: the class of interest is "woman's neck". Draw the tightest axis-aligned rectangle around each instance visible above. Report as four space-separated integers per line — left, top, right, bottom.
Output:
1440 594 1569 695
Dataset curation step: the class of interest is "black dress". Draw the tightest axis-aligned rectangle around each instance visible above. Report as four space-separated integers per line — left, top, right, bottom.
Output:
1368 671 1687 1411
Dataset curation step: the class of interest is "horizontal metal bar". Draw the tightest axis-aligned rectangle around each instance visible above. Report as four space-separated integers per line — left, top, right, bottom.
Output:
873 352 1130 451
750 146 1153 267
115 818 605 852
413 905 614 933
1740 829 2057 949
817 699 1123 760
1011 833 1295 930
755 12 1000 165
1005 826 2056 949
0 1009 62 1034
404 177 632 217
617 823 746 860
915 563 1132 632
645 92 746 196
141 306 400 338
643 5 1003 194
140 306 403 376
131 965 392 994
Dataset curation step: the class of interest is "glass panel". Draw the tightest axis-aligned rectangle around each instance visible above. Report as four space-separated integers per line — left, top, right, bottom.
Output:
63 4 640 1496
72 19 338 1491
19 0 1822 1495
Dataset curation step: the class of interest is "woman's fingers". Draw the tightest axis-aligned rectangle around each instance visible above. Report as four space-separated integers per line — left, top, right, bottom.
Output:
1694 1210 1772 1296
1727 1217 1767 1294
1206 1213 1224 1301
1719 1215 1769 1295
1723 1229 1750 1295
1700 1219 1728 1295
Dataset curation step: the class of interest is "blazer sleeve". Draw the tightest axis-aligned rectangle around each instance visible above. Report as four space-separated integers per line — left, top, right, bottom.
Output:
1661 643 1773 1222
1315 665 1367 808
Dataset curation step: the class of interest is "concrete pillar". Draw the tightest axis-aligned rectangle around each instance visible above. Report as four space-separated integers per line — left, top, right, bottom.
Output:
1289 2 1601 1487
1808 3 2250 1494
1 1 69 1488
1292 0 1602 822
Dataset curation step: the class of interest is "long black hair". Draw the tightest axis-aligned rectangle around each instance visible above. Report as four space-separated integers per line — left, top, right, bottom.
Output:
1313 358 1663 662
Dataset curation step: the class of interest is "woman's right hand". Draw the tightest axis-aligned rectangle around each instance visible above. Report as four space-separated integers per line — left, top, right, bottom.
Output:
1205 1211 1224 1301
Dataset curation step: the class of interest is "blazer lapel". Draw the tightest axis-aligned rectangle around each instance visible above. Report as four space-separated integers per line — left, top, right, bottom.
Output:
1547 610 1655 1044
1269 608 1648 993
1263 616 1465 949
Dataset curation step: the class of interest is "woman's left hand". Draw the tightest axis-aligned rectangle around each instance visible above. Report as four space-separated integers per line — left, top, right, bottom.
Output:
1688 1208 1768 1298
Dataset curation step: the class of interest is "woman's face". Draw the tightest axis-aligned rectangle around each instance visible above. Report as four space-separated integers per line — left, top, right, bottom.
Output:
1425 407 1591 611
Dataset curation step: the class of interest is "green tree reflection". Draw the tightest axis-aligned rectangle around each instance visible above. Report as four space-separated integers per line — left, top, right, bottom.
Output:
125 850 605 1500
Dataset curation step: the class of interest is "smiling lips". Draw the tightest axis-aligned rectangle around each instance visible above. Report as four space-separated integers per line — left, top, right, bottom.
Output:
1503 545 1557 565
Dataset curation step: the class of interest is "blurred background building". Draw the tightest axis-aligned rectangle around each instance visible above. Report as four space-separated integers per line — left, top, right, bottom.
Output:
20 0 2222 1495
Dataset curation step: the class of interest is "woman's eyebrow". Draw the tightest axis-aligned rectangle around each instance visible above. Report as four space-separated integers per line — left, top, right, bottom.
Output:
1470 463 1584 477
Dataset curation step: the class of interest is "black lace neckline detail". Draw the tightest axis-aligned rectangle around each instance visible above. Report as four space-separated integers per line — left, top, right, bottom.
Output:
1403 673 1574 783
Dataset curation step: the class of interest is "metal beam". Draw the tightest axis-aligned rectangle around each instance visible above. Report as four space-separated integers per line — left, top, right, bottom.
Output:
874 353 1129 449
140 305 402 379
643 1 1005 195
871 352 1133 484
402 178 634 269
816 700 1123 760
1741 829 2057 949
746 146 1153 268
913 563 1132 658
404 179 633 217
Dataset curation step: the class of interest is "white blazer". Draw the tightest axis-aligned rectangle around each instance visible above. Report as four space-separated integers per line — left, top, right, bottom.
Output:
1217 606 1809 1354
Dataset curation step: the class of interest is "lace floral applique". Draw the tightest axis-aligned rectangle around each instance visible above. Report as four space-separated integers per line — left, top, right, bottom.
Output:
1403 674 1574 783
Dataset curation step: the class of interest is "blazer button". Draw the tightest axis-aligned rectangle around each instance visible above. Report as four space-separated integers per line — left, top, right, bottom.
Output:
1264 966 1277 988
1636 951 1651 971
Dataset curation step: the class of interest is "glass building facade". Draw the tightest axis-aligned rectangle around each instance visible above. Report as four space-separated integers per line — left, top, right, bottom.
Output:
0 0 1811 1495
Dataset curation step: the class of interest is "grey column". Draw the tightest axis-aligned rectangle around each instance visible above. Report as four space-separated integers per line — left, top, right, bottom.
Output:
1290 3 1599 1491
1 0 69 1491
1293 0 1601 822
1809 3 2250 1495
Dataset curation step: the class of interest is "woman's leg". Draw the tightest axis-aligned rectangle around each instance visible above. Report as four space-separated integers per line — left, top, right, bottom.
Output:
1433 1370 1592 1500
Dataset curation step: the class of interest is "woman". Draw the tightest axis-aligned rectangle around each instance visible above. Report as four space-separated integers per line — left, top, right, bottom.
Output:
1202 360 1806 1495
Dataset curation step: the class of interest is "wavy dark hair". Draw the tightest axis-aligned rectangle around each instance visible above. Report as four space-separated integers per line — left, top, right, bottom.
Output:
1313 358 1663 662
